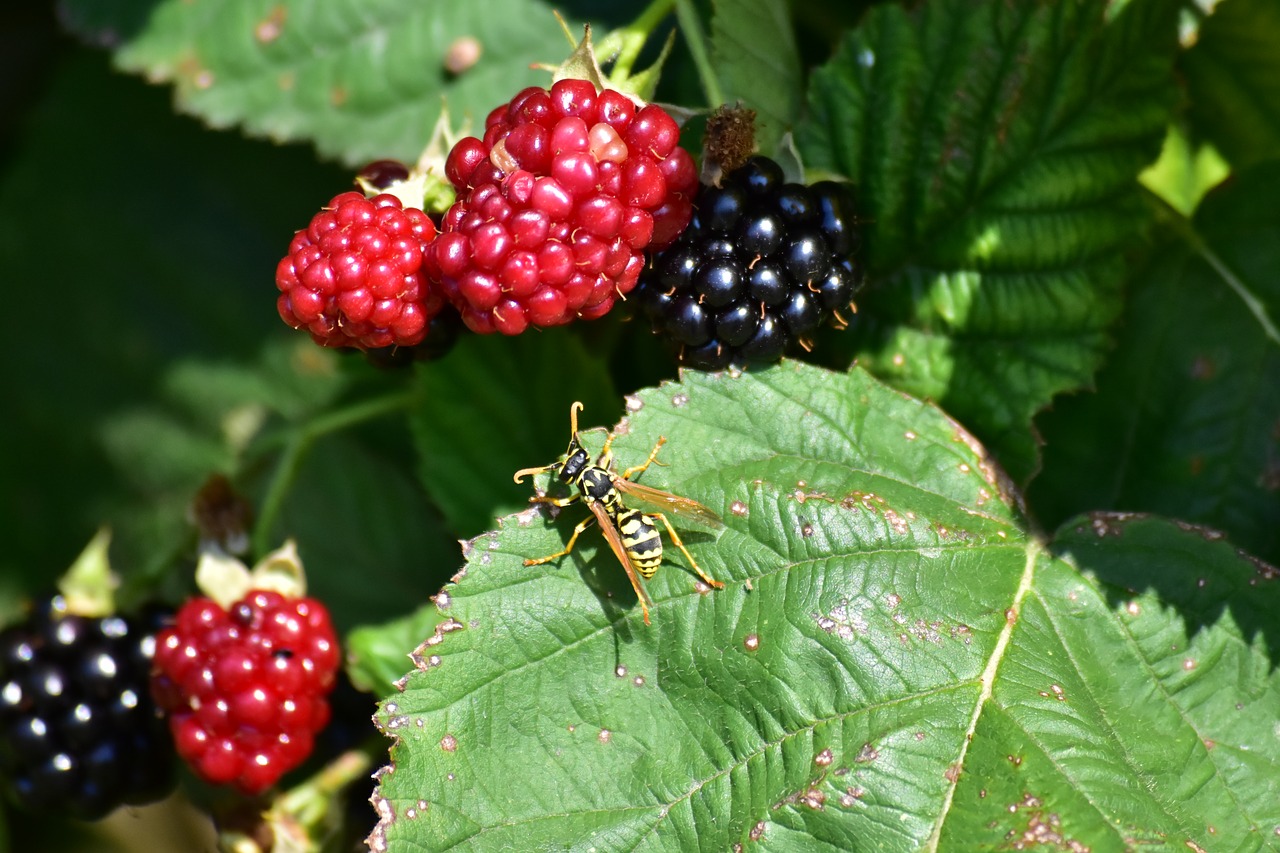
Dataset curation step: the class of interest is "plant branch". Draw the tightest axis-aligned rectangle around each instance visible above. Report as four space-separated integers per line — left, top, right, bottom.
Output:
1148 189 1280 347
252 391 414 556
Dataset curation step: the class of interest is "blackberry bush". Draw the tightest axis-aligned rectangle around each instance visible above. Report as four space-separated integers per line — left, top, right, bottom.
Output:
635 155 864 370
0 597 175 820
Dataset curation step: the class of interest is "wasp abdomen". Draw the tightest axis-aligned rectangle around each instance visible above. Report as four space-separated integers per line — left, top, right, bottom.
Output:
615 509 662 578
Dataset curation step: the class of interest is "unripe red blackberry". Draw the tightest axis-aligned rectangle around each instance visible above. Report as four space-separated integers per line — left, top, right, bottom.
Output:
0 597 175 819
635 156 865 369
359 304 466 369
432 79 698 334
151 589 340 796
276 192 446 350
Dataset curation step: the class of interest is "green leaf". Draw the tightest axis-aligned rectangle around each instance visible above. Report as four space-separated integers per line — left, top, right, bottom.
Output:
270 433 459 634
1138 121 1230 216
795 0 1179 483
347 603 446 696
1031 163 1280 564
59 0 584 166
709 0 803 155
0 45 345 586
367 363 1264 847
1181 0 1280 169
409 330 619 538
942 512 1280 848
373 361 1203 850
99 409 233 495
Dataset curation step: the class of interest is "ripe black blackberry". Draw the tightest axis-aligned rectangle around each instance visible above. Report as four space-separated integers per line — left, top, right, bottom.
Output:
0 597 175 819
636 155 864 370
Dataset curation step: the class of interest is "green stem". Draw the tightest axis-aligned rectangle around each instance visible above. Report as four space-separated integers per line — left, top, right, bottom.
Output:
598 0 676 78
252 391 414 557
674 0 724 107
277 737 383 819
1147 190 1280 347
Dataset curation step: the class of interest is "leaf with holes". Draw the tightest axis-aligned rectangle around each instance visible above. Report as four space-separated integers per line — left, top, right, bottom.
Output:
58 0 584 166
796 0 1179 483
366 362 1280 850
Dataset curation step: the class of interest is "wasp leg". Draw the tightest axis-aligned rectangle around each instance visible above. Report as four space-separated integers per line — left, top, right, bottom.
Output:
530 493 580 508
620 436 668 481
650 512 725 589
524 515 597 567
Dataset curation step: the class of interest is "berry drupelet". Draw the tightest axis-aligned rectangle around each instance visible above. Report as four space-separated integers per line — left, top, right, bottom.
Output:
0 597 175 820
635 155 864 370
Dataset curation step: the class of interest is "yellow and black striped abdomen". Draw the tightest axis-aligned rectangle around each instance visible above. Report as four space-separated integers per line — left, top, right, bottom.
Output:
615 509 662 578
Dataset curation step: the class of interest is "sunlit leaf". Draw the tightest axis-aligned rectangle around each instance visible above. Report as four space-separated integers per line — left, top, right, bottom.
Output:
796 0 1179 482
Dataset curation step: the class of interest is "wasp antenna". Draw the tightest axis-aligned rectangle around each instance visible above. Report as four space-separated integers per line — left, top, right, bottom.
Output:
569 401 584 437
513 464 553 484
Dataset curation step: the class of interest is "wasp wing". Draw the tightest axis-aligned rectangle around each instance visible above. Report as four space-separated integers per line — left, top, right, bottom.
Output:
613 478 725 529
586 499 655 624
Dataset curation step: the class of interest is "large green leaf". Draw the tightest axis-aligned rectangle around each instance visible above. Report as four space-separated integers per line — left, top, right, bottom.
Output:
1181 0 1280 169
58 0 586 166
366 362 1278 849
795 0 1179 483
709 0 803 155
1031 163 1280 564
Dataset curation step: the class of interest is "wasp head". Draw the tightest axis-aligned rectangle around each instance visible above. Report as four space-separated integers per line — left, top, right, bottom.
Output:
558 436 590 484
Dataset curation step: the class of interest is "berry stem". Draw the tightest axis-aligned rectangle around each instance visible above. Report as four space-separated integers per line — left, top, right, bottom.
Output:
272 737 382 829
252 391 415 557
596 0 675 80
673 0 725 108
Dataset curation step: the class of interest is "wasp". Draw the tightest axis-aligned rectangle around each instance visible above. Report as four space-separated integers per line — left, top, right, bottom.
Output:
513 402 725 624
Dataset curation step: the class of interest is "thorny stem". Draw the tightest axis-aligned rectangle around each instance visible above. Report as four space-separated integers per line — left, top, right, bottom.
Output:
252 391 414 557
597 0 676 79
1146 189 1280 347
673 0 725 108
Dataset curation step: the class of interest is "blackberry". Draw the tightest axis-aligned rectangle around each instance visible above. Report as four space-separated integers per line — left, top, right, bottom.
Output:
276 191 446 350
152 589 340 795
431 79 698 334
637 155 864 370
0 597 175 819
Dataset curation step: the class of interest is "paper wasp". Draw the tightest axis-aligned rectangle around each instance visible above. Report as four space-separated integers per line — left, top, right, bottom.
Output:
513 402 725 624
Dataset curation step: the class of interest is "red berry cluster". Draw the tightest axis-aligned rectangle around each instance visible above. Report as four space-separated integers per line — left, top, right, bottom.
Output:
151 590 340 795
431 79 697 334
276 192 445 349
